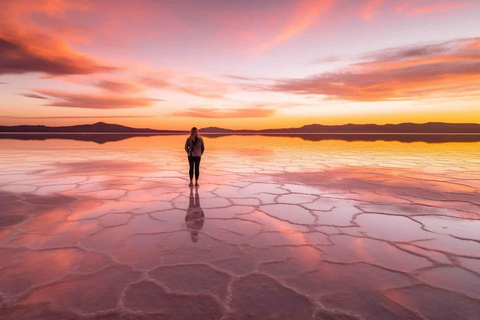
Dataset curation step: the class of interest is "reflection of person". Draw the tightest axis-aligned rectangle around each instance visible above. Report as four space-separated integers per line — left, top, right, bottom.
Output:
185 187 205 242
184 127 205 187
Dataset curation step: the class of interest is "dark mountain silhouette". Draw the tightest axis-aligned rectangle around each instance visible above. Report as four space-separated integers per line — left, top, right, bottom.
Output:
1 121 479 134
201 133 480 143
0 121 187 133
200 122 480 134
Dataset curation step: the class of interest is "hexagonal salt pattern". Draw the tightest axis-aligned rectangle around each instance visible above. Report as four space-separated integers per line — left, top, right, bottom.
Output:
0 135 479 319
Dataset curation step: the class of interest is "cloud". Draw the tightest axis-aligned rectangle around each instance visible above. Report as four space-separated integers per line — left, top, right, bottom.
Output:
1 115 152 119
311 56 342 64
396 0 479 16
255 0 335 52
0 36 113 76
223 75 259 82
0 0 114 76
172 107 275 118
270 37 480 101
95 80 142 93
361 0 385 22
20 93 49 99
358 37 480 69
35 90 160 109
141 71 229 98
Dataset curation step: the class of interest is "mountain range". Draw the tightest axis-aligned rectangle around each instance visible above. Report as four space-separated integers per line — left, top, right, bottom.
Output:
0 122 186 133
1 121 480 134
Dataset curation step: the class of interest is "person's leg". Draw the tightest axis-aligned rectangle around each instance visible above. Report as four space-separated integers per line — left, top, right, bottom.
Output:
188 156 194 185
194 187 200 206
194 157 201 184
189 188 194 207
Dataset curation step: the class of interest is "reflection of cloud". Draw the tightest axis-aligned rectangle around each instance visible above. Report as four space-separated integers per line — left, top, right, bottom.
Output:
271 166 479 218
361 0 385 22
51 160 157 176
270 37 480 101
173 107 275 118
255 0 335 52
35 90 159 109
231 148 275 157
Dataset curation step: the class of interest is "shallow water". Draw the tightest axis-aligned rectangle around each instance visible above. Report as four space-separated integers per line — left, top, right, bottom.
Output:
0 135 479 319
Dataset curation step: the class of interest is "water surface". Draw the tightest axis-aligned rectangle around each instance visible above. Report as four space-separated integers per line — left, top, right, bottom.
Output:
0 135 479 319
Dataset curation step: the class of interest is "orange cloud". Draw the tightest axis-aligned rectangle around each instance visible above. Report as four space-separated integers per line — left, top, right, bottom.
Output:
270 37 480 101
361 0 385 22
0 0 113 76
255 0 335 52
35 90 159 109
0 36 113 75
173 107 275 118
141 71 229 98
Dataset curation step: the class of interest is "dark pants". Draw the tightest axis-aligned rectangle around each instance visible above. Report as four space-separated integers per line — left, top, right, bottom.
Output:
188 156 201 181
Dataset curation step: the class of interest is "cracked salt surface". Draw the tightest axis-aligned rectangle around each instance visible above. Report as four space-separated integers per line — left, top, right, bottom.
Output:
0 135 479 319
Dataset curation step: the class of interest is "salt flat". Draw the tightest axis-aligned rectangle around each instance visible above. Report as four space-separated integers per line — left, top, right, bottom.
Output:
0 135 479 320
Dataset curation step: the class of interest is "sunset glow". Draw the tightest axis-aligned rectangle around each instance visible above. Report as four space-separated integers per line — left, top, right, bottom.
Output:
1 0 479 129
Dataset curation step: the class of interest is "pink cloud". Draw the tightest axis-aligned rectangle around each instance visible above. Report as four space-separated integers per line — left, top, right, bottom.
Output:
141 71 230 99
270 37 480 101
255 0 335 52
95 80 142 94
395 0 479 16
173 107 275 118
36 90 159 109
361 0 385 22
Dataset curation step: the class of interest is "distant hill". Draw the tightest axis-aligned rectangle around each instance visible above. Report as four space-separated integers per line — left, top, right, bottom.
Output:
200 122 480 134
1 121 479 134
0 122 187 134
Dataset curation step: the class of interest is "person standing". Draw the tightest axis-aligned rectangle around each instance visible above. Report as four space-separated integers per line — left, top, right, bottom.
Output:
185 127 205 186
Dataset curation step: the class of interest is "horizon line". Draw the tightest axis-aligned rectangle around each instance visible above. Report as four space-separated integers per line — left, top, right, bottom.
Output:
1 120 480 131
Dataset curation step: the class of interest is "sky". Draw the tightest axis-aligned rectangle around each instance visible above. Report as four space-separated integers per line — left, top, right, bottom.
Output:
0 0 479 130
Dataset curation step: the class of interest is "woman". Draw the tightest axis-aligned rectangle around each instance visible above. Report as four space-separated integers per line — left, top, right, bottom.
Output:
184 127 205 186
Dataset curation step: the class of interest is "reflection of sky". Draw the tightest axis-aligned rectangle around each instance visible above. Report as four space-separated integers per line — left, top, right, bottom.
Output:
1 0 480 129
1 136 479 317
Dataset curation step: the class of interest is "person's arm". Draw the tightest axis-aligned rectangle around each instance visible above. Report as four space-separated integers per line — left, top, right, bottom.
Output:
185 138 189 153
201 138 205 155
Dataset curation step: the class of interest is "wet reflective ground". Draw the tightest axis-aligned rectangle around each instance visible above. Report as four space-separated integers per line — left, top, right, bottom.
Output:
0 135 479 320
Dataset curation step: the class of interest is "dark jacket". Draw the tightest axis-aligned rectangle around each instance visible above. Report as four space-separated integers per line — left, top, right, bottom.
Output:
185 136 205 157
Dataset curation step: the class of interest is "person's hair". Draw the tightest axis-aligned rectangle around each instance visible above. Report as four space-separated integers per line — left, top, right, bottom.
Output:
189 127 198 140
